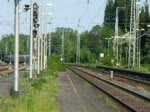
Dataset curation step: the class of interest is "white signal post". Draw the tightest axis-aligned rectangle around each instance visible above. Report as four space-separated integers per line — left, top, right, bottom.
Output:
14 0 20 96
29 0 33 81
37 0 41 76
14 1 30 96
41 13 53 69
40 3 52 69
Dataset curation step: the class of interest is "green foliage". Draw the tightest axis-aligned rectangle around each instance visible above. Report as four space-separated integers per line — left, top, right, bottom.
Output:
47 56 66 72
141 55 150 64
104 97 120 111
0 56 66 112
80 48 95 63
31 78 47 90
0 34 29 55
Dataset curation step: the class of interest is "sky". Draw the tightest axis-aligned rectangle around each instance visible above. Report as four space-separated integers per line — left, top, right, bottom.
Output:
0 0 150 39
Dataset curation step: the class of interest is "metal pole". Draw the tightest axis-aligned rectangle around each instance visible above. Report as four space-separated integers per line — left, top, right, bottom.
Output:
29 0 33 81
108 39 110 61
139 30 141 68
115 7 119 66
38 0 41 73
45 15 48 68
33 36 37 70
43 34 46 69
10 52 12 64
40 37 42 71
40 3 43 71
136 1 140 66
76 34 78 65
37 0 41 76
126 47 128 66
5 42 8 55
76 33 80 65
43 14 50 69
120 37 123 66
49 32 51 56
14 0 19 96
62 31 64 62
40 36 43 71
42 7 46 69
37 35 40 75
78 33 80 64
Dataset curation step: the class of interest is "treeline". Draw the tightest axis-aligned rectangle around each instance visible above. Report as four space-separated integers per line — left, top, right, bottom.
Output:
0 0 150 66
50 26 114 64
104 0 150 64
0 34 29 55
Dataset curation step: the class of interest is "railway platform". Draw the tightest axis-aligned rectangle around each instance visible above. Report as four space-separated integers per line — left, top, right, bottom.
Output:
57 69 125 112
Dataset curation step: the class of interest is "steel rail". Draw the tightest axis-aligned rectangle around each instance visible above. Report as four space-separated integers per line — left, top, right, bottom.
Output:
68 66 150 112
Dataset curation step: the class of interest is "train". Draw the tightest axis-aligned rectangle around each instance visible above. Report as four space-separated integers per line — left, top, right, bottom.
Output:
4 55 30 63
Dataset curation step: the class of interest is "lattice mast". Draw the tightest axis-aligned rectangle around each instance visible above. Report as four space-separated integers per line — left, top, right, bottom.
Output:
129 0 136 67
114 7 119 66
76 19 80 65
135 1 140 65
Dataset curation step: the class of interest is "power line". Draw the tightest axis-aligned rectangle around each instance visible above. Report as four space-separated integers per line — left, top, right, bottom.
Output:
87 0 106 29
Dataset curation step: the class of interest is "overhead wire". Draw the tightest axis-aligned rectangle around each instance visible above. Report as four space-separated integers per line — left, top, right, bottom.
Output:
76 0 90 31
87 0 106 29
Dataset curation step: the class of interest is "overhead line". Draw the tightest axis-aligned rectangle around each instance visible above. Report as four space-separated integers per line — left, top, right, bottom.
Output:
87 0 106 29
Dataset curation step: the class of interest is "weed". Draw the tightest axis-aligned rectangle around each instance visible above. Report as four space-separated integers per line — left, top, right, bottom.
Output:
0 56 66 112
85 81 91 88
104 97 120 112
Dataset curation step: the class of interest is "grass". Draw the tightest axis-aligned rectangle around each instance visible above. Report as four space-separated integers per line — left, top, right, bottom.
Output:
85 81 92 88
131 65 150 72
104 97 120 112
0 56 66 112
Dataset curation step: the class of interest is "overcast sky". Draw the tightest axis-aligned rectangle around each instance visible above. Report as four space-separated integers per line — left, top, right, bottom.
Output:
0 0 149 39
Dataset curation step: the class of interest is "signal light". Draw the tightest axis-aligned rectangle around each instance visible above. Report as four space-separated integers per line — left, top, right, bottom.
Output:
33 30 37 35
32 2 39 36
33 2 39 28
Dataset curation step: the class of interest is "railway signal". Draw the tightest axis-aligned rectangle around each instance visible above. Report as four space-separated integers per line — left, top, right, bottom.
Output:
33 2 39 38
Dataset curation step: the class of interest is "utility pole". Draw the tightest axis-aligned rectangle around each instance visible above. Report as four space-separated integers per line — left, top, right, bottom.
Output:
76 33 80 65
61 31 64 62
129 0 136 67
136 1 140 66
114 7 124 66
76 19 80 65
5 42 8 55
114 7 119 66
48 32 51 56
14 0 20 96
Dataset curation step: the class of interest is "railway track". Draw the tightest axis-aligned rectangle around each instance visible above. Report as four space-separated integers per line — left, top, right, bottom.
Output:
80 66 150 95
81 66 150 85
96 66 150 81
0 65 27 76
68 66 150 112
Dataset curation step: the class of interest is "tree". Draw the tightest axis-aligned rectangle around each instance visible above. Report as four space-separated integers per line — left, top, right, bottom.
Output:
0 34 29 55
104 0 115 27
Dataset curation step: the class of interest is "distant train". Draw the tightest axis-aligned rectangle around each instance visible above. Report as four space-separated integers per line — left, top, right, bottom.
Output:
4 55 30 63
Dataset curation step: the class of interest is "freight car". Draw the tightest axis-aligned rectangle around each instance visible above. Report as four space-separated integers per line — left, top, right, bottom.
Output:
4 55 30 63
